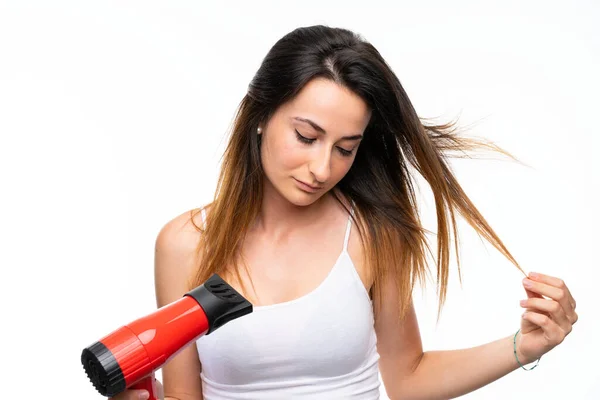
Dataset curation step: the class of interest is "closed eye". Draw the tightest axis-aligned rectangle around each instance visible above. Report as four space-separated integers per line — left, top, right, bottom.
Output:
295 130 355 157
295 129 315 144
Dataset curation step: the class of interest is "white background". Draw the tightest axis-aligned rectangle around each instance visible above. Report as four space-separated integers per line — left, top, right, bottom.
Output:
1 1 598 399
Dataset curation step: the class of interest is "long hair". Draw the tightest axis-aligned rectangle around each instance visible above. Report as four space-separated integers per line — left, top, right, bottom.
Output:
187 25 526 322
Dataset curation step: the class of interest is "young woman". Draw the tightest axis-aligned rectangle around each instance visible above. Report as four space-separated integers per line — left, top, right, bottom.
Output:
112 25 578 400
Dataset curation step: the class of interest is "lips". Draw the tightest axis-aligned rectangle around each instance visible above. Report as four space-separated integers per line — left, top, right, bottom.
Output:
295 178 322 190
301 181 321 190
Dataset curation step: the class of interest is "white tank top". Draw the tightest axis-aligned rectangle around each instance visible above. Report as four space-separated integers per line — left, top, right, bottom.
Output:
195 207 381 399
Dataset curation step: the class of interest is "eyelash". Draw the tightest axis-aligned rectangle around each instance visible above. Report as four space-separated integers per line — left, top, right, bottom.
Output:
295 130 354 157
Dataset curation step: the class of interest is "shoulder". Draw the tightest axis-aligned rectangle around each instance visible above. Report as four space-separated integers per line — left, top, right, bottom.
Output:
156 206 210 247
155 205 214 256
333 190 373 292
154 208 208 398
347 213 373 293
154 206 211 304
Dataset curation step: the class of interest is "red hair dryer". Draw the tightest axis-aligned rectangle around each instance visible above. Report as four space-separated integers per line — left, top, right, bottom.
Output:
81 274 252 399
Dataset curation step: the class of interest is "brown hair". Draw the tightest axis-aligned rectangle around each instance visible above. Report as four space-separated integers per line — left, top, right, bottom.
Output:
187 25 527 323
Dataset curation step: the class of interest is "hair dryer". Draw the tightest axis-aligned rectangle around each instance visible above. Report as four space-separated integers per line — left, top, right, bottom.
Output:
81 273 252 399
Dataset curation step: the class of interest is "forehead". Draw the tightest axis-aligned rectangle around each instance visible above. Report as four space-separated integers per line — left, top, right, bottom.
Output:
285 78 371 133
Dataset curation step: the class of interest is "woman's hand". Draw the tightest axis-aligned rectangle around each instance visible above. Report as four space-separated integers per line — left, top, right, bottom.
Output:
517 272 578 364
108 379 164 400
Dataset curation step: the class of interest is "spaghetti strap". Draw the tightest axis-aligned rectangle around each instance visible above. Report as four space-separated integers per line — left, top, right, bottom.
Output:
201 207 207 229
342 205 354 252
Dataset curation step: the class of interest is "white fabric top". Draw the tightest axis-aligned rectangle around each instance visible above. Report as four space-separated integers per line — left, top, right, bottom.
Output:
195 206 381 399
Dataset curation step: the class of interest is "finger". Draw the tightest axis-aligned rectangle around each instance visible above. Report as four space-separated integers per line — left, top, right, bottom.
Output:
530 272 576 309
522 286 550 322
528 272 576 309
524 286 543 299
520 297 572 331
136 391 150 400
522 311 565 343
520 310 540 335
109 390 149 400
523 278 573 318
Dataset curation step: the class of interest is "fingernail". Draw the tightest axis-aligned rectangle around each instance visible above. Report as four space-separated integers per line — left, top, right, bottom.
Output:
523 279 532 287
529 272 538 278
520 300 526 306
139 391 150 400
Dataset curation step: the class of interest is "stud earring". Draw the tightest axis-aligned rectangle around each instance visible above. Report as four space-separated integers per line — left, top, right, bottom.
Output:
257 127 262 134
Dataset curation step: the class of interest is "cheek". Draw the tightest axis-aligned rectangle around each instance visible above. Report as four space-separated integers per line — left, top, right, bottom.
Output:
337 162 352 176
262 131 354 182
272 133 305 169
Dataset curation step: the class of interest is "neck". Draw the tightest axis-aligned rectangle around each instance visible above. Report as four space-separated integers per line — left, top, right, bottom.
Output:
253 179 334 241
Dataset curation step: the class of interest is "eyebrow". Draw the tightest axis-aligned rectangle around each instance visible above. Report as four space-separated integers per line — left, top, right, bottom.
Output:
293 117 363 141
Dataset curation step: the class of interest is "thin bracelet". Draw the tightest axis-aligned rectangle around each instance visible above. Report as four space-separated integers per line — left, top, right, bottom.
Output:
513 329 541 370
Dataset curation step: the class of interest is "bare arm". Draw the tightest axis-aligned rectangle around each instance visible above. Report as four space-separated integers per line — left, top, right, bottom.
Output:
400 271 579 400
394 334 523 400
375 278 524 400
155 209 207 400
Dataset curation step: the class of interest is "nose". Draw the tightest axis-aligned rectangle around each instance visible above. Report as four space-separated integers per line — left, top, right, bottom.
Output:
308 145 332 184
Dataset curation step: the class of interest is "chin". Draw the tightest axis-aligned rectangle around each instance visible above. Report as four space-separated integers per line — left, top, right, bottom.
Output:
265 176 328 207
287 188 329 207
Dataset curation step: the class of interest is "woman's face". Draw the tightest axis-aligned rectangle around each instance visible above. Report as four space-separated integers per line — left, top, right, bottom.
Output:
259 77 372 206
